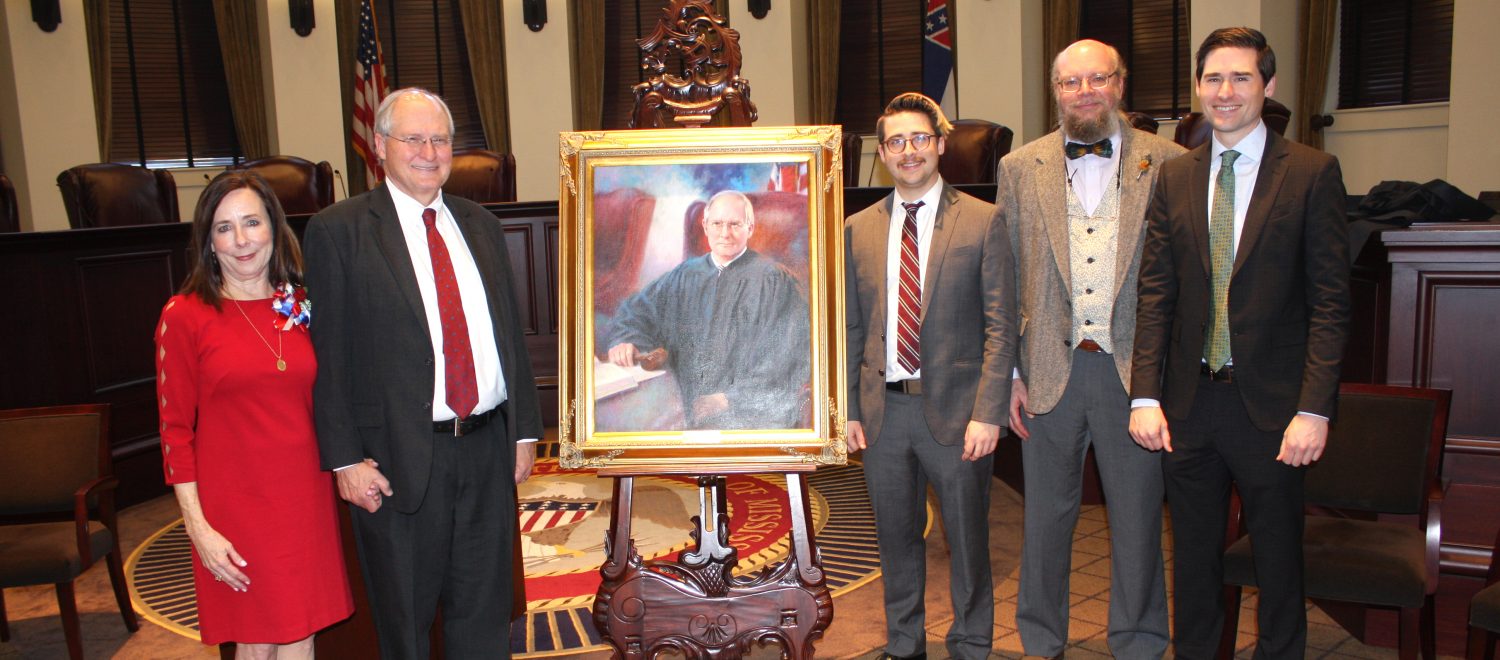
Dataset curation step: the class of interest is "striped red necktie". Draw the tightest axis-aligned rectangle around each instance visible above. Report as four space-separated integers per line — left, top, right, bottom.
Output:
896 201 924 373
422 208 478 419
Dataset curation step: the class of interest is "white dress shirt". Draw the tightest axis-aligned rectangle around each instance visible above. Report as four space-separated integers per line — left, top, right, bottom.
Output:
387 184 508 421
1065 129 1124 216
884 177 945 382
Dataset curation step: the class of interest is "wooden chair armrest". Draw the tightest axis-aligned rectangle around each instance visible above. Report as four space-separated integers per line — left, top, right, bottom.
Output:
72 475 119 566
1421 478 1444 594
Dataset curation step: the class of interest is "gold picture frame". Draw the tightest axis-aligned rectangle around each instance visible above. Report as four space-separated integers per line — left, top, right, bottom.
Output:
557 126 847 470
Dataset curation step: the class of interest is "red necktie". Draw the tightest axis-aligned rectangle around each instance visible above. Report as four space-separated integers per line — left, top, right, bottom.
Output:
896 201 924 373
422 208 478 419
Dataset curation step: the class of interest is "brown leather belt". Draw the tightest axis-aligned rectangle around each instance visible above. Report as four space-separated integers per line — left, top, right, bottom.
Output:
433 407 499 437
1077 338 1106 353
885 379 923 395
1200 363 1235 383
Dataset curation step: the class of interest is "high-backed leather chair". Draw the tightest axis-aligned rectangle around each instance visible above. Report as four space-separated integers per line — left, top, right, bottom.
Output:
446 149 516 205
842 131 864 187
56 163 178 229
938 119 1014 185
591 188 657 317
0 404 138 659
0 173 18 233
1125 111 1161 135
1218 383 1451 660
229 156 335 215
1470 525 1500 660
1174 97 1292 149
683 190 811 289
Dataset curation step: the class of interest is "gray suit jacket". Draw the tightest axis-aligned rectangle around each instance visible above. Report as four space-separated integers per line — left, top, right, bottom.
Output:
998 128 1185 414
844 184 1018 446
303 184 544 514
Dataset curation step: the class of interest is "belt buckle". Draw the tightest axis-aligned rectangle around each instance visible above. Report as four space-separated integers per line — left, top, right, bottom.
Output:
453 419 465 437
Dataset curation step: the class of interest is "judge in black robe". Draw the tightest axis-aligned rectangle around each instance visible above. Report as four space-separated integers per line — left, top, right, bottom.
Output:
605 191 810 429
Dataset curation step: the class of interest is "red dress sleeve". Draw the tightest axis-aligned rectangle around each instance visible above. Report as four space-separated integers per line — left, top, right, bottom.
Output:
156 295 201 484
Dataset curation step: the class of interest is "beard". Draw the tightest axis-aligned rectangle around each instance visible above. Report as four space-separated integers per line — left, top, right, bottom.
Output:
1058 102 1121 143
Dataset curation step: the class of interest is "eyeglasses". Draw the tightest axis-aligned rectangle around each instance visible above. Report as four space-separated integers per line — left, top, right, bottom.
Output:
704 220 749 232
882 133 936 153
385 134 454 149
1056 72 1118 93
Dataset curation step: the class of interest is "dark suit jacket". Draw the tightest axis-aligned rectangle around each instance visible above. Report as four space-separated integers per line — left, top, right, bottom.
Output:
844 184 1018 445
1131 130 1350 430
304 183 543 514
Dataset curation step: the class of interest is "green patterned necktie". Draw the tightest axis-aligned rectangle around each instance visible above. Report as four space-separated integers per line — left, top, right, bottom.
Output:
1205 149 1241 371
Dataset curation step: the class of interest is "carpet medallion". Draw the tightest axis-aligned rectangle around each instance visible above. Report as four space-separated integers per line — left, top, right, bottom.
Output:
127 459 910 656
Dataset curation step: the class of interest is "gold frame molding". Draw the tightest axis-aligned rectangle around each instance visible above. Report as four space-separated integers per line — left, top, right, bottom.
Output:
557 126 847 470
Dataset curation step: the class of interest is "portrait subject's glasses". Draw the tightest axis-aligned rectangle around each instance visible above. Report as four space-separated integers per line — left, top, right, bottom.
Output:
1056 72 1118 93
386 134 454 149
705 220 748 232
881 133 936 153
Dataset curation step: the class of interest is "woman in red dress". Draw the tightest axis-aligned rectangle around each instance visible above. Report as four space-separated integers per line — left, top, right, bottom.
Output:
155 171 353 658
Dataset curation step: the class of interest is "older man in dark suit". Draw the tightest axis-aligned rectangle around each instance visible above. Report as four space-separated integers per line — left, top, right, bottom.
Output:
1001 38 1184 659
845 92 1017 660
1129 28 1350 659
304 88 542 659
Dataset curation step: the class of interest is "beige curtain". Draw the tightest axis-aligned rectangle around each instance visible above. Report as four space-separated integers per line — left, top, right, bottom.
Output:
335 0 369 194
806 0 839 125
1297 0 1338 150
212 0 271 160
570 1 606 131
1042 0 1079 131
83 0 110 160
457 0 511 153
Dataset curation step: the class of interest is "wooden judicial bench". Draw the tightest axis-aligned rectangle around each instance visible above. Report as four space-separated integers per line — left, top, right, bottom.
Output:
3 191 1497 655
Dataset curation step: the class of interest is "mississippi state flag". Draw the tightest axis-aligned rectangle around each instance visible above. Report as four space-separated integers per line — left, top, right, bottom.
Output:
922 0 957 118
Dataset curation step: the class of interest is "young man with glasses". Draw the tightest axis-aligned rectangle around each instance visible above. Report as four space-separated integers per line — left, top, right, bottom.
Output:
844 92 1018 660
997 39 1185 659
603 189 810 430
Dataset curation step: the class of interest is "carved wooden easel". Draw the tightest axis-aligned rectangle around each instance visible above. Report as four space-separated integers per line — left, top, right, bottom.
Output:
592 465 831 659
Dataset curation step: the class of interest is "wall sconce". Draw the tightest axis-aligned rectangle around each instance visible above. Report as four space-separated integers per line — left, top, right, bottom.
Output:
289 0 315 37
523 0 547 32
748 0 770 19
32 0 61 32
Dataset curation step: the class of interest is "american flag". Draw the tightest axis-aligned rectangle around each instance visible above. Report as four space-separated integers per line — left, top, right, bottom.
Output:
922 0 957 119
518 500 599 533
351 0 389 188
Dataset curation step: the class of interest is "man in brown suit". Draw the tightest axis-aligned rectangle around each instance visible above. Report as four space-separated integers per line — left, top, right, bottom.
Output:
1000 39 1184 659
1129 28 1350 659
845 93 1017 660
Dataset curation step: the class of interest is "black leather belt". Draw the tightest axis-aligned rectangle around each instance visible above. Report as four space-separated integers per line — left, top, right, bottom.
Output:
1201 363 1235 383
433 407 498 437
885 379 923 395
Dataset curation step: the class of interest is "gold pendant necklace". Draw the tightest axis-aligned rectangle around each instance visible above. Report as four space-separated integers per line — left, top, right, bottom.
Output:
231 298 286 372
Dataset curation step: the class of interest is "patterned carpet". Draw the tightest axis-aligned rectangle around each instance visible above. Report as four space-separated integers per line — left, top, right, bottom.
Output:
126 460 914 656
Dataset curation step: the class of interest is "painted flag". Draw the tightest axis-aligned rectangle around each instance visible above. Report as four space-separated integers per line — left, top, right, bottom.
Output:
351 0 389 188
766 163 809 194
922 0 957 119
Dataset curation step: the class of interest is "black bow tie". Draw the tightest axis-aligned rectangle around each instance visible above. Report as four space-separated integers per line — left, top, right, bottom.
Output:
1065 139 1113 160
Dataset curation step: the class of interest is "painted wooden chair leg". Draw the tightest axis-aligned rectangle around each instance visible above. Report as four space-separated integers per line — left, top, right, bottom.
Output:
54 581 83 660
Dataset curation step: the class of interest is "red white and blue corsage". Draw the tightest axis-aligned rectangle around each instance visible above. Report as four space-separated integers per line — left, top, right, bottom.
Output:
272 282 312 330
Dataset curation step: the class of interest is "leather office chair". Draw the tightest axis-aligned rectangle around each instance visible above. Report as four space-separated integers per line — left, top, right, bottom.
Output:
591 188 657 317
1174 97 1292 149
229 156 335 215
56 163 178 229
1218 383 1452 660
1125 111 1160 135
0 173 18 233
842 131 864 187
1469 526 1500 660
0 404 138 659
938 119 1014 185
446 149 517 205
